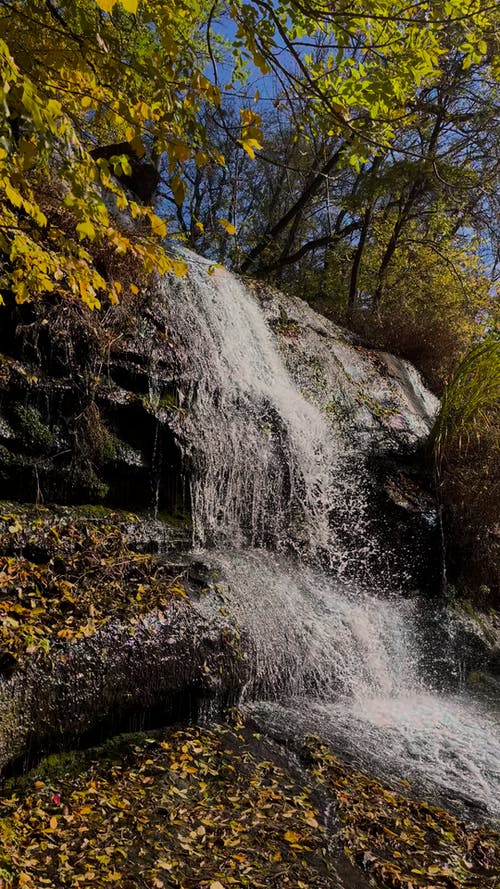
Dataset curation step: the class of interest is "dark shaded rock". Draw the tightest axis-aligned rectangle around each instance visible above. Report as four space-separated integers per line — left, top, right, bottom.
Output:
488 647 500 676
0 595 246 777
0 290 190 516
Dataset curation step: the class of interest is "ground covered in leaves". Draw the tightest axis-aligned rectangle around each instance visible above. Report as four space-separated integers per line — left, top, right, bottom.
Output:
0 503 187 671
0 505 498 889
0 724 336 889
0 722 498 889
302 737 500 889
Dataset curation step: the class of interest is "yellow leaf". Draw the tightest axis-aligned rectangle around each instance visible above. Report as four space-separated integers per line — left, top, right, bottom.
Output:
5 180 23 207
218 218 237 235
49 815 58 830
150 214 167 237
238 138 262 160
284 830 300 843
19 138 37 170
171 142 191 163
129 134 145 158
170 174 185 206
76 220 96 241
121 0 138 11
171 259 187 276
95 0 115 11
210 883 226 889
156 859 171 870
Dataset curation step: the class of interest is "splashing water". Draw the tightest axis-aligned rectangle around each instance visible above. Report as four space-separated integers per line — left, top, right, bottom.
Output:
166 258 367 567
202 549 500 817
166 254 500 818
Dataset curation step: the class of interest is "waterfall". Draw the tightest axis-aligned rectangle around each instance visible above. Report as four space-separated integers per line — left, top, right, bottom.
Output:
165 253 500 818
166 257 376 576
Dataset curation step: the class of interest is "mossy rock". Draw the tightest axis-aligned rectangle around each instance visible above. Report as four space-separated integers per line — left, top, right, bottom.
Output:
12 405 55 455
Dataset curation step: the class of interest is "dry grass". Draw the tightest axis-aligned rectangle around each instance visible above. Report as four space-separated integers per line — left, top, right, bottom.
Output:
431 336 500 606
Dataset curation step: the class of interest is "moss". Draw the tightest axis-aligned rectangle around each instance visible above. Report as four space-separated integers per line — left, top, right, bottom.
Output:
455 599 498 649
324 398 351 424
95 428 118 462
468 670 485 684
461 599 477 619
158 392 181 410
0 444 20 469
355 388 398 421
156 509 192 528
271 306 302 338
71 465 109 501
63 503 137 521
13 405 54 455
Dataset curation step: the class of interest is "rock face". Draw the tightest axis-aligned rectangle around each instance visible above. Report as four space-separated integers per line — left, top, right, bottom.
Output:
0 568 245 778
1 257 498 818
0 252 441 592
253 281 441 591
0 292 188 514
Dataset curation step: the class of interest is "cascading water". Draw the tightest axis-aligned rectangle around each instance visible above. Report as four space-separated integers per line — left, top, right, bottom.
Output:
165 253 500 819
167 257 339 556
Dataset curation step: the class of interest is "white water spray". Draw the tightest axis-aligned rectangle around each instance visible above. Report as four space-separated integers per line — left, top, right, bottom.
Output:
166 253 500 818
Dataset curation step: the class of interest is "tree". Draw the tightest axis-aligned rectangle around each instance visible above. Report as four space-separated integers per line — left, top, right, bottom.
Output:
0 0 496 311
0 0 223 309
160 21 498 388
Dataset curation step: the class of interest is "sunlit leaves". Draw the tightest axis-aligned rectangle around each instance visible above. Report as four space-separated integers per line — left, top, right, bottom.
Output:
239 138 262 160
95 0 139 12
0 0 496 310
0 1 219 309
76 221 96 242
218 218 237 235
230 0 496 153
0 506 188 664
238 108 263 160
0 725 332 889
120 0 139 11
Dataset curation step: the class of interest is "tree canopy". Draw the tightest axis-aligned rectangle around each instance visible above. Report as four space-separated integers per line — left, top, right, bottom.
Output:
0 0 498 320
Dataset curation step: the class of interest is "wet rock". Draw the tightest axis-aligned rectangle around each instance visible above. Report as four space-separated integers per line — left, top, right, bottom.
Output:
257 289 439 453
488 646 500 676
0 254 438 563
0 596 246 777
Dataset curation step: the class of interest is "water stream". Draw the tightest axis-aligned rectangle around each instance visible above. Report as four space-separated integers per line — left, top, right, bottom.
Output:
166 255 500 819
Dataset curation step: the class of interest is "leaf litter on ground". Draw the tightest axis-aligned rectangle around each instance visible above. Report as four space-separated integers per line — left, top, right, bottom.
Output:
0 504 188 667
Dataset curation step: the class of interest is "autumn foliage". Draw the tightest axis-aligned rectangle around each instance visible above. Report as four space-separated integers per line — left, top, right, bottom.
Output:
1 0 497 312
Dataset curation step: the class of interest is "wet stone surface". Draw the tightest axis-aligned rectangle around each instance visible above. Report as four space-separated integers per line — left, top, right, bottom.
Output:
0 505 245 777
